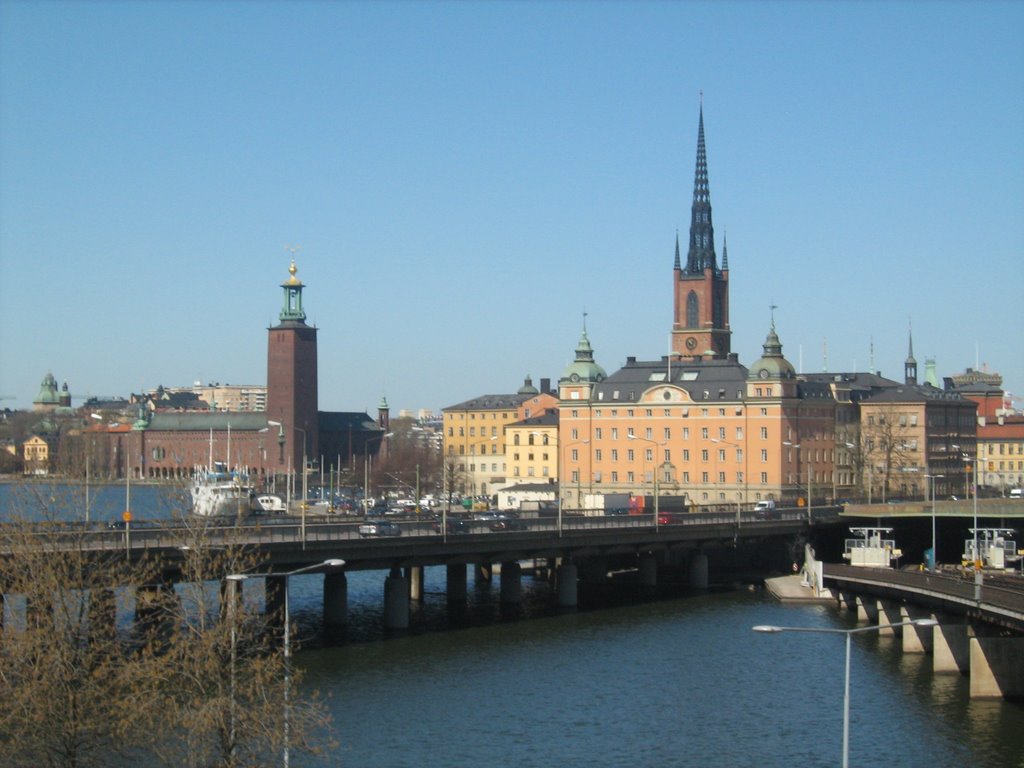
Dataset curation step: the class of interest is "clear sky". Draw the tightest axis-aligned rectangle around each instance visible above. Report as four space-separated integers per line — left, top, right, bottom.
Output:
1 1 1022 417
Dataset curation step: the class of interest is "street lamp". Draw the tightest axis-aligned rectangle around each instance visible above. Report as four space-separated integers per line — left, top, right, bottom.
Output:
562 439 590 536
711 437 744 524
924 473 944 571
628 435 662 530
753 618 938 768
362 432 393 513
784 441 811 523
227 558 346 768
962 453 980 568
86 412 103 522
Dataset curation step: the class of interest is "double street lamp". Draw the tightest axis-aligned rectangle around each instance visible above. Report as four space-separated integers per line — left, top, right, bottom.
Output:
627 435 662 530
753 618 938 768
924 473 944 571
227 558 346 767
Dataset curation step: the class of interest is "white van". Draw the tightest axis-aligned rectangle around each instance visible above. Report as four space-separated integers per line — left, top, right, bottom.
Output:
754 500 779 519
1010 488 1023 499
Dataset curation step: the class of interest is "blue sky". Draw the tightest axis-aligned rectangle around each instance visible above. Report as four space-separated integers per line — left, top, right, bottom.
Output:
2 1 1022 416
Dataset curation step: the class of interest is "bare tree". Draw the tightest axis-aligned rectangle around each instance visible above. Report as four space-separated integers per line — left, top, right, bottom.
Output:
0 487 335 767
860 405 916 501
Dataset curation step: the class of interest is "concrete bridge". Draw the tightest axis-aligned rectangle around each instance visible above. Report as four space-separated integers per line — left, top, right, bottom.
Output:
823 563 1024 700
3 507 843 634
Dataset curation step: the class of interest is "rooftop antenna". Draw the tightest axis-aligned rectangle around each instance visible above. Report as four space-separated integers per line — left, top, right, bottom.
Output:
823 337 829 374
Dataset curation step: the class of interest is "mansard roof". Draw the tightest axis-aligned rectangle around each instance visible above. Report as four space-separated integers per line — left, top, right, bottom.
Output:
147 412 269 431
443 393 532 412
593 356 749 403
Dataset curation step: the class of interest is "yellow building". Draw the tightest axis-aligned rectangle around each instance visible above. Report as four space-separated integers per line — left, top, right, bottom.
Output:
442 377 555 498
504 412 558 483
23 434 55 475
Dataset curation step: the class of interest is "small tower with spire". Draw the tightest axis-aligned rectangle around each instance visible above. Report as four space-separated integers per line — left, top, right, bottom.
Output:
672 97 731 360
905 321 918 386
559 313 607 402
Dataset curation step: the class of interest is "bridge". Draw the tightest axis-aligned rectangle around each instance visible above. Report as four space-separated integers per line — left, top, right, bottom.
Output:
3 507 843 634
822 563 1024 700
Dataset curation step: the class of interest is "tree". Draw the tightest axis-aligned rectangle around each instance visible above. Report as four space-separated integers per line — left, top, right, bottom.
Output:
0 486 335 767
860 405 916 501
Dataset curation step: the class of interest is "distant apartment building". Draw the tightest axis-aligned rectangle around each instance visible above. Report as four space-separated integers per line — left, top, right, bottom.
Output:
189 384 267 412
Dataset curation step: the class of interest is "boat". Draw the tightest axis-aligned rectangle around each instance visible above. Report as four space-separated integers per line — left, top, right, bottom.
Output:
254 494 287 513
190 462 254 518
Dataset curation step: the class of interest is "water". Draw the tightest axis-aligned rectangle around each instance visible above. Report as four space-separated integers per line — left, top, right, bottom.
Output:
288 570 1024 768
0 480 187 523
5 483 1024 766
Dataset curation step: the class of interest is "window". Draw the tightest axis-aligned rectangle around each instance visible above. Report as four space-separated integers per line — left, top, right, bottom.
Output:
611 471 618 482
718 427 726 439
611 428 618 440
664 428 671 440
760 427 768 439
701 427 709 439
571 470 579 483
595 428 603 440
595 449 603 461
627 449 635 462
760 449 768 462
683 449 690 461
683 427 690 440
611 449 619 461
571 449 579 461
645 428 653 440
664 449 671 462
701 449 709 462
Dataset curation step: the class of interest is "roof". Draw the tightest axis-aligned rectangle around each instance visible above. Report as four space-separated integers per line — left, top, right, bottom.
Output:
318 411 379 432
147 412 269 431
593 356 749 403
443 393 531 412
860 383 975 406
508 412 559 429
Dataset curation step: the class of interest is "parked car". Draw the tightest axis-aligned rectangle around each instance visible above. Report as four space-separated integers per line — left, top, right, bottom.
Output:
358 520 401 537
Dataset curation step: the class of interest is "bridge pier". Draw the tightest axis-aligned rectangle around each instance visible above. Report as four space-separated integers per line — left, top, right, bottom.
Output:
406 566 424 602
323 571 348 627
638 552 658 588
266 576 286 630
970 633 1024 699
688 551 708 590
556 562 578 608
475 562 493 584
900 606 935 654
856 596 878 624
500 561 522 605
877 600 903 636
933 622 970 674
446 563 467 604
384 568 409 630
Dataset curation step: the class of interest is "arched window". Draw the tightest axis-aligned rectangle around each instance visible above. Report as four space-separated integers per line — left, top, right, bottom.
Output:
686 291 699 328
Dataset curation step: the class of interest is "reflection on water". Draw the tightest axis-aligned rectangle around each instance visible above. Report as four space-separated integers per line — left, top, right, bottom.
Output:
288 569 1024 768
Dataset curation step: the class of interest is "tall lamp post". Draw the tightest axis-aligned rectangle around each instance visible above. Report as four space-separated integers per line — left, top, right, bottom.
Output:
362 432 393 513
268 421 309 547
628 435 662 530
784 441 811 523
961 452 980 568
227 558 346 768
562 439 590 536
711 437 744 525
924 473 944 571
753 618 938 768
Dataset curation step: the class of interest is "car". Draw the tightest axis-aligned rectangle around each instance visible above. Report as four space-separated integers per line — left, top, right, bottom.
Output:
488 514 528 532
358 520 401 537
431 516 469 534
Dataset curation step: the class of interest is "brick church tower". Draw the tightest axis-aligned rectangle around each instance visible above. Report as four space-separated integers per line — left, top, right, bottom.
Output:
671 102 731 360
266 260 319 473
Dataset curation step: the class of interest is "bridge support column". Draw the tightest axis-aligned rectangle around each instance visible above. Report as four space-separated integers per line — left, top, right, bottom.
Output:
265 576 286 631
933 623 970 674
877 601 903 636
406 566 424 602
638 552 658 588
88 587 117 646
688 551 708 590
900 606 934 654
837 590 857 612
971 634 1024 699
556 563 578 608
384 568 409 630
446 564 467 604
856 596 878 624
323 571 348 627
500 561 522 605
475 562 493 584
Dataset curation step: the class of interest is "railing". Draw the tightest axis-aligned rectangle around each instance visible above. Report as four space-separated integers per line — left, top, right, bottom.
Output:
1 506 833 554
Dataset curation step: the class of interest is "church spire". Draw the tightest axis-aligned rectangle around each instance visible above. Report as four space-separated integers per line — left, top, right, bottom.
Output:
905 320 918 385
685 102 717 276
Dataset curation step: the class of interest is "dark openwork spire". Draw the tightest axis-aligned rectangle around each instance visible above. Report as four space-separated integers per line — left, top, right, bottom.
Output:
685 102 718 276
673 230 681 270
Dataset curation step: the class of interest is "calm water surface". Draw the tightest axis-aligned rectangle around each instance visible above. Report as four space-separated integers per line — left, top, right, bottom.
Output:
4 483 1022 766
291 570 1024 768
